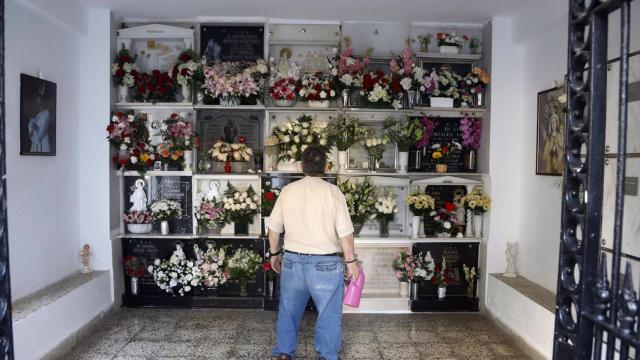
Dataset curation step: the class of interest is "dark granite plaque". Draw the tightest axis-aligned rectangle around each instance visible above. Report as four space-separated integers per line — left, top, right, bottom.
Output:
198 110 264 165
200 25 264 62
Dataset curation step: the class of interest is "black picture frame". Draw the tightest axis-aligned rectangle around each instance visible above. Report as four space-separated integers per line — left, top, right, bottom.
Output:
536 86 566 176
20 74 56 156
200 25 264 63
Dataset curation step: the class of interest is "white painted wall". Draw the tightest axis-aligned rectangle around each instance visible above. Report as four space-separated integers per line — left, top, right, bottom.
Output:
5 0 85 301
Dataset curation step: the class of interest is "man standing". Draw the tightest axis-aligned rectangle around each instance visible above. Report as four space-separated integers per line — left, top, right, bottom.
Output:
269 146 360 360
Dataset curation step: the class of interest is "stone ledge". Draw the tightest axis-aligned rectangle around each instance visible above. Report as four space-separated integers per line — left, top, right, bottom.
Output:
490 273 555 313
12 271 109 323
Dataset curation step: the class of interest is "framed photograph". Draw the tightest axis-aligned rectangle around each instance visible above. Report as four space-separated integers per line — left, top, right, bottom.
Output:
20 74 56 156
536 86 566 175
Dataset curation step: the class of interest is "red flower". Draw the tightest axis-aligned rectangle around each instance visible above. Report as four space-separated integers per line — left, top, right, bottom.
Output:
443 146 449 153
152 70 161 77
263 262 272 272
145 159 153 167
136 86 145 94
119 159 127 166
180 68 189 76
120 55 131 63
390 78 402 93
106 124 114 132
179 53 191 63
238 136 246 144
444 201 456 212
158 86 168 95
264 191 276 201
112 156 118 164
463 35 469 41
138 143 146 150
115 68 125 77
171 113 178 120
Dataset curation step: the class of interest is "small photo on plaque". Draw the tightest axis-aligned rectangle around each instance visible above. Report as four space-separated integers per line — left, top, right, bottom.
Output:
154 161 162 171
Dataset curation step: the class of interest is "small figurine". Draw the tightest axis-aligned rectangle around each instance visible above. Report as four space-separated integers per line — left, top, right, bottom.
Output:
504 242 519 278
80 244 92 273
205 180 221 202
129 179 147 212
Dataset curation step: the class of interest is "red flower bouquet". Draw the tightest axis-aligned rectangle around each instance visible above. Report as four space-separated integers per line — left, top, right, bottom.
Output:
263 261 277 280
431 264 453 288
261 180 281 217
360 70 402 109
124 256 146 278
111 49 138 87
133 70 176 103
270 76 300 101
298 72 336 101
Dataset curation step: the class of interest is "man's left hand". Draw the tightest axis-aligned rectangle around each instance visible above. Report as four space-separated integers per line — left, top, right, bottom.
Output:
271 254 282 274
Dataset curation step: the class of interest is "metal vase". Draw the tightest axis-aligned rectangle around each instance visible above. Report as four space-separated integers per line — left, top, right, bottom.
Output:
341 89 350 108
368 155 378 173
411 281 419 300
130 277 139 295
464 150 477 171
268 280 275 299
437 286 446 299
160 220 170 235
405 90 416 109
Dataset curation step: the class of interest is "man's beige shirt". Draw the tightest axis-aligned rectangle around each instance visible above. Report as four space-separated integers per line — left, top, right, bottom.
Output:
268 176 354 254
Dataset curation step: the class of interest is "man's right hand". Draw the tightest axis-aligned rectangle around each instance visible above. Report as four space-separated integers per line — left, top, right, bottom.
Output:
271 254 282 274
346 261 360 282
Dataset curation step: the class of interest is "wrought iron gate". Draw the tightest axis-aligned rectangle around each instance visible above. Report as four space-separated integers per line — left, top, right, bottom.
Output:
554 0 637 358
0 0 14 358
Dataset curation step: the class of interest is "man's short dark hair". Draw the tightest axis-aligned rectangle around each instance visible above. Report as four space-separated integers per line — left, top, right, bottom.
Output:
301 146 327 176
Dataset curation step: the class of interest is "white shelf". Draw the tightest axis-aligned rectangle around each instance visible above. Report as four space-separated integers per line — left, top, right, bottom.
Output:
354 235 481 247
197 234 262 239
268 40 336 46
114 102 194 110
193 174 261 181
266 105 339 112
117 232 193 239
194 104 265 110
118 170 193 177
415 52 482 61
343 107 486 118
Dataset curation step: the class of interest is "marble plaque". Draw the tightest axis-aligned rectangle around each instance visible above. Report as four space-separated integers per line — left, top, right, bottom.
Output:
606 54 640 154
358 247 403 295
198 110 264 163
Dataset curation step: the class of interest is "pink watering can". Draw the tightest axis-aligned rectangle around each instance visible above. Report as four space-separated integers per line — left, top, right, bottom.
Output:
343 267 365 308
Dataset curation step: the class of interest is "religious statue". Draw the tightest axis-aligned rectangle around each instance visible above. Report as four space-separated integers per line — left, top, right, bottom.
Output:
424 251 435 280
129 179 148 212
170 243 186 263
205 180 221 202
223 119 238 144
278 48 292 75
504 242 519 278
80 244 92 273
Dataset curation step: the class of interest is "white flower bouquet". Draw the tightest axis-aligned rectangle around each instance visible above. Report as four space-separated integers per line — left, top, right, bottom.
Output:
266 114 329 162
150 199 182 222
194 244 230 289
362 135 389 162
298 72 337 101
148 246 202 296
228 247 263 296
373 193 398 221
208 139 253 162
222 182 260 224
337 177 377 225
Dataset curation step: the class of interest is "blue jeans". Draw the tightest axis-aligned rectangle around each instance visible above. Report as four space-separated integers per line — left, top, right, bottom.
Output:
272 252 344 360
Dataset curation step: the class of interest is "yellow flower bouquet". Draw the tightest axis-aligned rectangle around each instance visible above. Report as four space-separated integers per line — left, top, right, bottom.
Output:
405 192 435 216
460 187 491 214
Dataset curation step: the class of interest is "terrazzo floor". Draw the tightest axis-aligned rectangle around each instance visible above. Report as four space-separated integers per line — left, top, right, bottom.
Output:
64 309 532 360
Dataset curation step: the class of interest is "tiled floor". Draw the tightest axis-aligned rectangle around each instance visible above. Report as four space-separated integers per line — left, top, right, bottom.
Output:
64 309 532 359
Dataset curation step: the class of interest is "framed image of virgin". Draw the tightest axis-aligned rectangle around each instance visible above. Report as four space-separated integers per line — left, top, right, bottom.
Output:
20 74 56 156
536 86 565 175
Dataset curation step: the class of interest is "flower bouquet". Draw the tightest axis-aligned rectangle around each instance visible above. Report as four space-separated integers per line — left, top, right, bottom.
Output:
326 115 368 172
389 44 425 108
118 146 156 175
227 247 263 296
424 66 462 107
222 182 260 235
298 72 336 108
383 116 424 172
122 210 154 234
463 264 479 297
337 177 377 234
106 112 150 164
157 113 198 170
202 61 261 106
269 76 300 107
432 261 454 298
266 115 329 170
436 32 467 54
112 49 138 102
416 34 432 52
330 37 372 92
428 201 458 237
150 199 181 235
430 141 462 173
171 49 204 103
392 249 419 296
373 192 398 237
460 67 490 107
360 70 402 109
263 260 278 298
261 180 281 234
133 70 176 103
468 37 481 54
148 245 202 296
362 135 389 172
406 191 435 238
123 256 145 295
194 192 226 234
460 115 483 151
194 244 230 289
460 187 491 215
207 137 254 173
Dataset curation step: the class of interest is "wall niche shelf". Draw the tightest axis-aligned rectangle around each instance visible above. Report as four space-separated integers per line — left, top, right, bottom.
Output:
193 104 266 110
114 102 194 110
415 52 482 61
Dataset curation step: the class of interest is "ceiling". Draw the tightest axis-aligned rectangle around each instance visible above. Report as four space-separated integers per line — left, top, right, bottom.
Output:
84 0 554 25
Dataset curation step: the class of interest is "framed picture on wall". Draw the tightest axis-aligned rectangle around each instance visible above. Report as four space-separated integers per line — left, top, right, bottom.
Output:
536 85 566 175
20 74 56 156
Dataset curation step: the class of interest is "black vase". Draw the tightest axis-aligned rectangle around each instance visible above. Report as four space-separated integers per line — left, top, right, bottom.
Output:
234 220 249 235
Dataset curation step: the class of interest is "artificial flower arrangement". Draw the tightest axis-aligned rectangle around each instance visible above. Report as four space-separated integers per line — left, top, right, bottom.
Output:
261 180 281 217
360 70 403 109
428 201 459 237
416 116 436 149
392 249 420 283
111 48 138 88
106 111 149 153
148 245 202 296
460 67 491 106
460 115 483 151
325 115 369 152
436 32 468 49
118 145 156 174
460 186 492 214
372 192 398 237
423 66 462 101
463 264 479 297
157 113 198 168
171 49 204 88
193 244 230 289
329 37 372 90
298 72 337 104
202 61 264 105
150 199 182 222
337 177 377 230
122 210 155 225
468 37 481 54
222 182 260 229
432 261 454 288
227 247 263 296
405 191 436 217
193 192 227 231
269 75 300 104
208 136 254 163
266 115 329 163
389 43 426 93
431 142 462 164
383 116 424 152
263 260 278 281
416 34 432 52
362 135 390 168
133 70 176 103
123 256 146 278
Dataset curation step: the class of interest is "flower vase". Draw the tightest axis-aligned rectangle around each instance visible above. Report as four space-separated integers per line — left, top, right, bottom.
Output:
337 151 349 173
404 90 417 109
430 97 454 108
181 84 192 103
476 93 484 108
420 42 429 53
353 223 364 236
130 277 139 295
183 150 193 171
378 217 390 238
437 232 451 238
411 281 419 300
263 216 270 236
231 161 249 173
473 214 483 237
220 96 240 107
118 85 129 102
224 160 231 174
437 286 447 299
411 216 421 239
438 45 460 54
160 221 170 235
277 160 301 172
464 150 476 171
235 220 249 235
399 281 410 297
274 99 296 107
308 100 330 108
368 155 379 173
435 164 448 173
341 89 350 107
467 286 474 298
268 279 275 299
254 154 263 172
465 209 474 237
239 279 249 297
398 152 409 174
127 223 152 234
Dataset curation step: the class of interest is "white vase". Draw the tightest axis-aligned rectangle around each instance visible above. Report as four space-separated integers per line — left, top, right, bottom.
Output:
338 151 348 173
263 216 270 236
465 209 474 237
130 277 139 295
438 45 460 54
430 97 454 108
274 99 296 107
183 150 193 171
160 220 170 235
411 216 421 239
438 286 447 299
473 214 483 237
118 85 129 102
127 223 152 234
181 84 192 103
399 282 410 297
398 152 409 174
268 280 275 298
277 160 301 172
308 100 330 108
